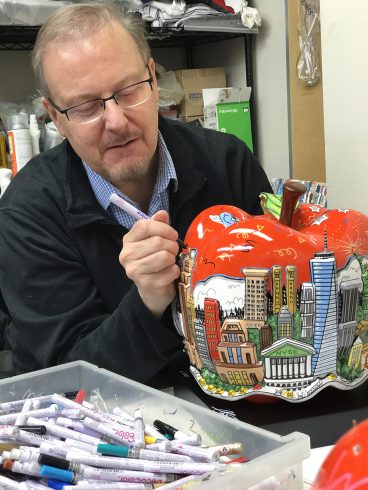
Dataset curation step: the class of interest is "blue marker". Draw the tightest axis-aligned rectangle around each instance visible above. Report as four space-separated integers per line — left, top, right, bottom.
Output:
40 464 75 483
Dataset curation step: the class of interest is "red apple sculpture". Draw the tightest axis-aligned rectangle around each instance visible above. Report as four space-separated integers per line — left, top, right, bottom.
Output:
175 180 368 402
312 419 368 489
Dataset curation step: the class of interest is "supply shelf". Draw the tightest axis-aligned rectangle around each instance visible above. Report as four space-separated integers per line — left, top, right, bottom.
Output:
0 15 258 50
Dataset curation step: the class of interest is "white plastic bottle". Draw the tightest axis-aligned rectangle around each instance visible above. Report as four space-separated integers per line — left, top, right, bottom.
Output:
0 168 12 198
29 114 40 157
7 114 33 176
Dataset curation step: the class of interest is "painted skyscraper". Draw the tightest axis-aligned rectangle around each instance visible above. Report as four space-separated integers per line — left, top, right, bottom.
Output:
300 283 315 338
310 235 339 377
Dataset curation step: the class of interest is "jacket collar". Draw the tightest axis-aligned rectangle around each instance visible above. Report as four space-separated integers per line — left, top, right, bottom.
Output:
64 140 112 229
158 116 206 223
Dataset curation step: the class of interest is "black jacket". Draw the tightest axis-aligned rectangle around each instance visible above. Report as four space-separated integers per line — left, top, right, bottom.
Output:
0 117 272 384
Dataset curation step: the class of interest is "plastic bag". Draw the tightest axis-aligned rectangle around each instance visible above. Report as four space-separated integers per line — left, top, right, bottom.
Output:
0 0 72 26
296 0 321 86
44 121 64 151
155 63 184 108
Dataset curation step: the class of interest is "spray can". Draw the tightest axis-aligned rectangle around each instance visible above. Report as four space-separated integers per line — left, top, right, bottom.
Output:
7 114 33 176
0 133 7 168
0 116 9 168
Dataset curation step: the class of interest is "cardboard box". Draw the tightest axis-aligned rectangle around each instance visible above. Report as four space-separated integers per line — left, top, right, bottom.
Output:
175 68 226 119
203 86 253 151
0 361 310 489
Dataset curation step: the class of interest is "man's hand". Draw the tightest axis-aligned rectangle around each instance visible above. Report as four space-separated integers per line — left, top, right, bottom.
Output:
119 210 180 319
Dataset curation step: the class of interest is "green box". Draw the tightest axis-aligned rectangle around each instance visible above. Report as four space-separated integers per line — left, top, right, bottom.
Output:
217 100 253 151
203 86 253 152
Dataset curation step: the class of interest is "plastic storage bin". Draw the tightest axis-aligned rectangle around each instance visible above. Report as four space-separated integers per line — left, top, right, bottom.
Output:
0 361 310 489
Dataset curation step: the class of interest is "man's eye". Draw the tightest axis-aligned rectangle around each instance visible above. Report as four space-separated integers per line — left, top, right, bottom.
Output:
71 101 99 116
116 87 138 101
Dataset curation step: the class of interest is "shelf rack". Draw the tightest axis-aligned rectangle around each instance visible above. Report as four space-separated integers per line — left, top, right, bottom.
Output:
0 14 258 50
0 14 259 153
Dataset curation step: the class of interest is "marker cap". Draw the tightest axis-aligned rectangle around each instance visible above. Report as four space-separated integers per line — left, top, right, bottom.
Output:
47 478 68 490
74 390 87 404
97 444 128 458
39 453 70 470
3 459 14 470
40 465 74 483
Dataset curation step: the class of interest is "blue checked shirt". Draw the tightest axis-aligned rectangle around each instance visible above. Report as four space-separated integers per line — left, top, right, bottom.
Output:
83 131 178 229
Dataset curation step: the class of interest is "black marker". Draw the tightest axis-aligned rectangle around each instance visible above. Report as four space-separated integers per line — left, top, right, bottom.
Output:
16 425 46 435
153 419 190 440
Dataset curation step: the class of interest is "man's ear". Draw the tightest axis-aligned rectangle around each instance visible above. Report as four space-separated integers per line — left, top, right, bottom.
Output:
41 96 67 137
147 58 159 104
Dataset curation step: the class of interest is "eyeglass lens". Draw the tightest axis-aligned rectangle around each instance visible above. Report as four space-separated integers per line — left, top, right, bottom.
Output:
67 78 152 124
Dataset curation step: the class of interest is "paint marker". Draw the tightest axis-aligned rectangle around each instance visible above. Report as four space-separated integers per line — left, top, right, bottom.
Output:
133 409 145 449
16 425 46 435
26 416 103 446
96 444 192 462
82 416 136 446
109 193 187 250
14 399 33 426
112 407 165 443
0 426 19 439
152 474 201 489
142 440 172 452
208 442 244 455
0 404 60 425
74 390 87 404
80 466 177 484
68 450 218 475
38 453 81 473
61 483 153 490
153 420 200 443
55 416 101 438
16 429 57 446
24 480 51 490
39 464 76 483
0 473 29 489
169 441 220 462
9 449 39 463
51 394 128 427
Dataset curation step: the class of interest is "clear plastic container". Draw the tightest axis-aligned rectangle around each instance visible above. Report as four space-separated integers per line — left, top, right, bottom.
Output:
0 361 310 489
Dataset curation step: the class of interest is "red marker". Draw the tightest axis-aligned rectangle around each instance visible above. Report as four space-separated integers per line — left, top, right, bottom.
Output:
74 390 87 404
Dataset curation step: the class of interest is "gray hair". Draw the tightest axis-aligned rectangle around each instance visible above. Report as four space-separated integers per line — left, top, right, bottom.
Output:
32 1 151 97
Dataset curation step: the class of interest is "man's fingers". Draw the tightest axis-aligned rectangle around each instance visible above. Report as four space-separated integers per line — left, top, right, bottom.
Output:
123 216 178 245
136 264 180 291
151 209 170 224
121 235 179 261
122 247 178 276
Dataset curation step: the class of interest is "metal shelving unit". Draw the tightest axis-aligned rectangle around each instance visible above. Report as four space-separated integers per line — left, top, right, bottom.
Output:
0 15 259 153
0 15 258 49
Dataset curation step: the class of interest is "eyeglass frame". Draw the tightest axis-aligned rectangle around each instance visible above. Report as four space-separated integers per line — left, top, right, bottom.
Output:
47 65 154 124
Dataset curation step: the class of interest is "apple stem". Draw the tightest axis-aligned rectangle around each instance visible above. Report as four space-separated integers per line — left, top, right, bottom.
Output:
279 180 307 227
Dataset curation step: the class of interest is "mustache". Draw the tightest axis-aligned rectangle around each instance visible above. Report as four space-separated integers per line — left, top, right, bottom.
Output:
102 132 140 150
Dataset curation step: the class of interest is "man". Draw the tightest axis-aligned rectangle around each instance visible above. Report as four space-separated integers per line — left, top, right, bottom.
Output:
0 2 272 386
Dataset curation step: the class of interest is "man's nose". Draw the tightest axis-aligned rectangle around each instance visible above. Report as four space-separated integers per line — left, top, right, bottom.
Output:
103 98 129 129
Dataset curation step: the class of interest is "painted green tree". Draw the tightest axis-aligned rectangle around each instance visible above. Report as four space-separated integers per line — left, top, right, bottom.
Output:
265 314 278 342
248 328 261 357
293 311 302 340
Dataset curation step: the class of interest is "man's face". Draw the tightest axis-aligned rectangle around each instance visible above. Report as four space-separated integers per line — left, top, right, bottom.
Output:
42 22 159 186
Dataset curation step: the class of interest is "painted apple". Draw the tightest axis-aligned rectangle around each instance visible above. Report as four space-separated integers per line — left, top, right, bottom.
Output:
312 419 368 489
175 180 368 402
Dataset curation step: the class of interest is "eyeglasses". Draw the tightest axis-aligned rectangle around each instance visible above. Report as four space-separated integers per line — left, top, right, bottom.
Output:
48 67 153 125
